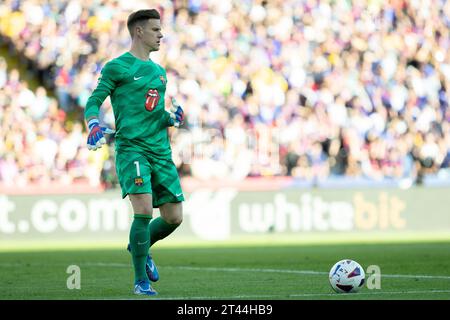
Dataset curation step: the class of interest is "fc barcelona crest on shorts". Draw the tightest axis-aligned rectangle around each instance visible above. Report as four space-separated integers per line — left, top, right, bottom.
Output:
134 177 143 186
159 75 166 84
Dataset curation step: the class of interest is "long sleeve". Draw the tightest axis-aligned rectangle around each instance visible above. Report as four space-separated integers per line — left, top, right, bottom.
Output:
84 61 121 120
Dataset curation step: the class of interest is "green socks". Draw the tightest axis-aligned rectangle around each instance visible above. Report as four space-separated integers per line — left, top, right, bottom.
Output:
149 216 180 247
129 214 180 282
129 214 152 282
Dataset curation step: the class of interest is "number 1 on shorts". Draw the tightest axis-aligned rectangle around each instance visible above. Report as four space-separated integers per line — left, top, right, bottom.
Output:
134 161 141 177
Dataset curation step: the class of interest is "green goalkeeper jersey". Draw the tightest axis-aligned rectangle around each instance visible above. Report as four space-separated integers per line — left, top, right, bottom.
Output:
85 52 172 159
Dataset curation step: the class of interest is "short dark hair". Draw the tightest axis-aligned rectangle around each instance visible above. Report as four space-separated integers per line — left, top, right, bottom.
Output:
127 9 160 37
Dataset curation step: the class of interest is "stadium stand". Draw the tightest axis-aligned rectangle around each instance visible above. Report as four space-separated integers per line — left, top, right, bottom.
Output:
0 0 449 190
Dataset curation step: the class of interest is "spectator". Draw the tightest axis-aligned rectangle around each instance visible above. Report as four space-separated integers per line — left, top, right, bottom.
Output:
0 0 448 188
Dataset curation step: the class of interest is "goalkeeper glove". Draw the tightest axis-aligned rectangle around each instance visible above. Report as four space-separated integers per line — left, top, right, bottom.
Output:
168 98 184 128
86 118 115 151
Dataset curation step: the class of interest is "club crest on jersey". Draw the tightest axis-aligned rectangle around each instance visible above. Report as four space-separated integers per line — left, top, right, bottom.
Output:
159 75 166 84
145 88 160 112
134 177 143 186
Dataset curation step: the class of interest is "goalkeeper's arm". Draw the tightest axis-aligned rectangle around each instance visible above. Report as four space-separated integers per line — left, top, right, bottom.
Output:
167 98 185 128
84 62 119 150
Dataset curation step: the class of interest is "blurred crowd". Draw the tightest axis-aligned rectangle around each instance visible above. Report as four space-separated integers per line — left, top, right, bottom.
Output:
0 56 108 187
0 0 449 188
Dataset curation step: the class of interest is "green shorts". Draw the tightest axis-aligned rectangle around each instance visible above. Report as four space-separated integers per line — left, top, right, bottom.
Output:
115 150 184 208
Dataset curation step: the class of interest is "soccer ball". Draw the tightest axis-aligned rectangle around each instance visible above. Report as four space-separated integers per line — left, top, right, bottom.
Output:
329 259 365 293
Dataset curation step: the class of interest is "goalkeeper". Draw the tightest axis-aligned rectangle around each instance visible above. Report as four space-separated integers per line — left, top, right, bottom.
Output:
84 9 185 296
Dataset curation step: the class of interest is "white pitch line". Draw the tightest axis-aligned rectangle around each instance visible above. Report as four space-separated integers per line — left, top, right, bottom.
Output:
172 266 327 275
173 266 450 280
89 289 450 300
83 263 450 281
2 262 450 281
290 289 450 298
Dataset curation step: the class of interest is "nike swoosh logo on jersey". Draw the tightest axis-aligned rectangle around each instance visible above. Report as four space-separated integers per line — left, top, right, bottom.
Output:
134 76 144 80
137 240 149 245
176 193 183 197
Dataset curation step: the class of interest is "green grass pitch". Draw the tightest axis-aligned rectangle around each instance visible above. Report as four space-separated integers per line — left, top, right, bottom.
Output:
1 239 450 300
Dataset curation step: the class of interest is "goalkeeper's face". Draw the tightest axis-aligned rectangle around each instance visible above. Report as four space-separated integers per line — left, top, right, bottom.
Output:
138 19 163 52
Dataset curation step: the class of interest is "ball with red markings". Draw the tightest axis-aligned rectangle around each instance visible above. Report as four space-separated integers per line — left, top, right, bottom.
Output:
329 259 365 293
